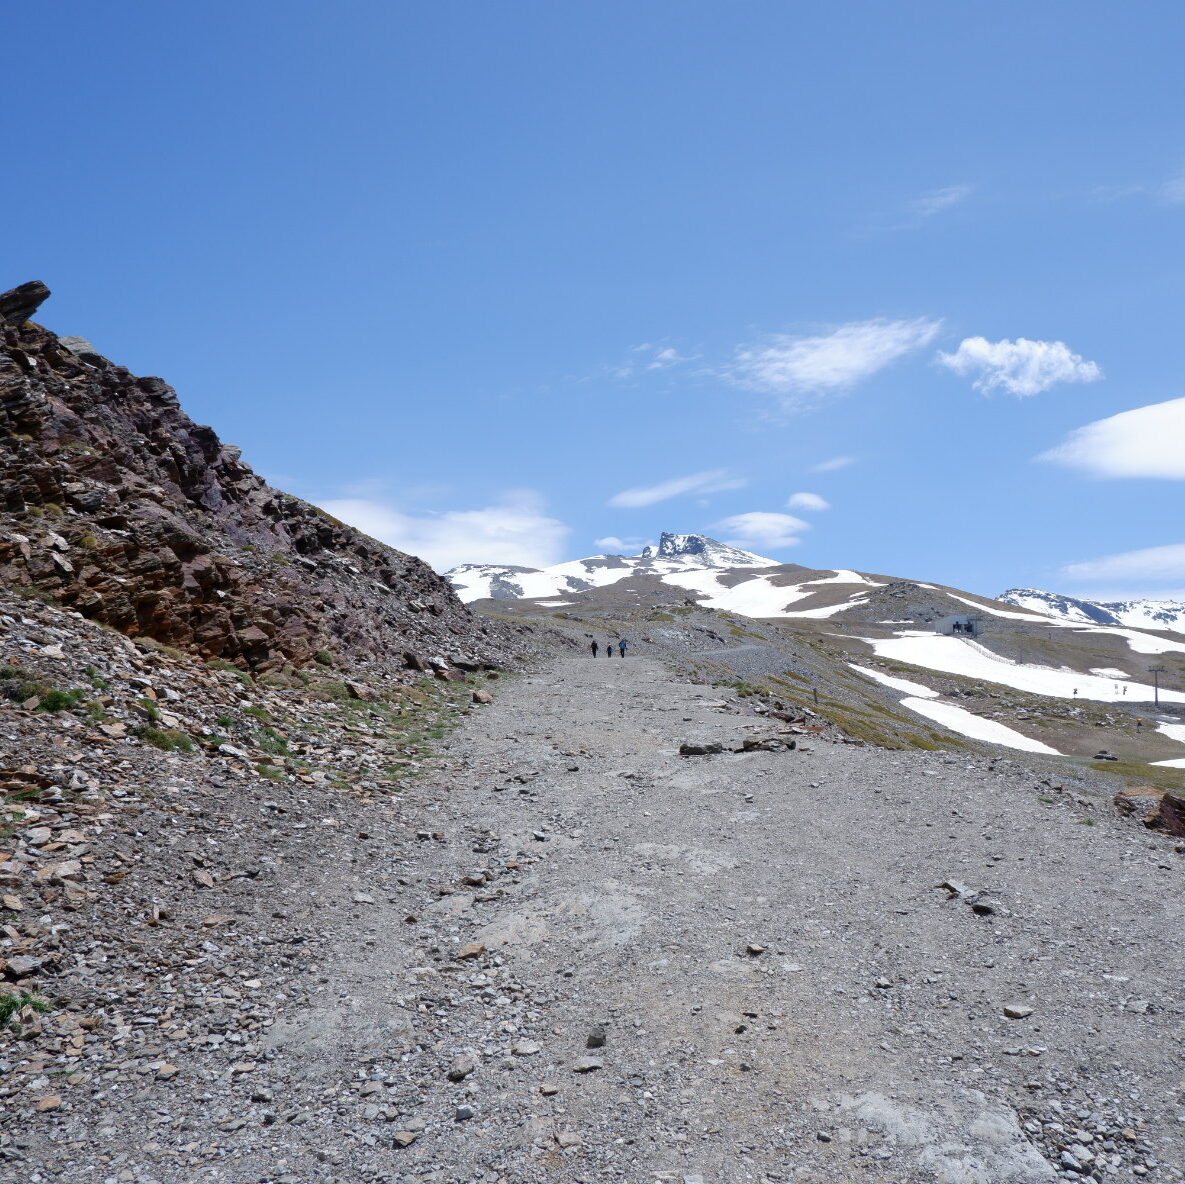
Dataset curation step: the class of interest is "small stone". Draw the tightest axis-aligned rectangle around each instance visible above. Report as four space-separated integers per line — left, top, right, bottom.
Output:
353 892 375 904
156 1064 180 1080
816 1130 832 1142
455 1104 476 1121
35 1095 62 1112
746 944 766 956
585 1027 606 1049
875 977 892 989
1003 1004 1034 1019
555 1130 582 1147
392 1131 418 1147
455 942 485 961
5 954 44 978
447 1055 477 1081
539 1083 559 1096
572 1057 604 1073
513 1041 542 1056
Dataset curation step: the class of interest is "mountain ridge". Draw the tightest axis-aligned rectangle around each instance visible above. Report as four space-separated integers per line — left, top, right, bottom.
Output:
0 281 518 672
999 587 1185 635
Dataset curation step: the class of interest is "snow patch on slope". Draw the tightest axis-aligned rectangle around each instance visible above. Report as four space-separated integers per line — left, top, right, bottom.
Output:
850 664 1061 753
867 632 1185 704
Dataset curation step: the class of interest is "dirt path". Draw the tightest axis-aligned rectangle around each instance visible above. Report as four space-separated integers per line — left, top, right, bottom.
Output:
28 657 1185 1183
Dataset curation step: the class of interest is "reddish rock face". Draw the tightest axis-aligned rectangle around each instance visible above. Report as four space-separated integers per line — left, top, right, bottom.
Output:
1114 786 1185 838
0 284 517 673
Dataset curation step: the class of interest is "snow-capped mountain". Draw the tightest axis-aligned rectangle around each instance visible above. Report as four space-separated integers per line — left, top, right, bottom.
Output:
443 530 897 619
444 531 777 602
998 588 1185 634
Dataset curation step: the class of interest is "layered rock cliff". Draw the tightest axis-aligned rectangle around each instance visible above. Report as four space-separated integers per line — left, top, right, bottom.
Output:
0 283 517 672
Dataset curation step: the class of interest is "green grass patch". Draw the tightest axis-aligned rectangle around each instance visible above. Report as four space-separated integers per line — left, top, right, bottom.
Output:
1088 761 1185 792
136 726 195 753
0 991 50 1028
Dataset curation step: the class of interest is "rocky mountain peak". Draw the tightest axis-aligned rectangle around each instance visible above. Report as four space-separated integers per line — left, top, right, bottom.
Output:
640 531 776 567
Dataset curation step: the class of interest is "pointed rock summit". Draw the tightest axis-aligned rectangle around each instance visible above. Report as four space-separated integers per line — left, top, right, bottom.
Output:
640 531 776 567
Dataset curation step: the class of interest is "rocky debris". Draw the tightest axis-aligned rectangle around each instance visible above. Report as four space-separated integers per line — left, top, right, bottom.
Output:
1115 785 1185 838
0 282 529 673
0 580 518 1175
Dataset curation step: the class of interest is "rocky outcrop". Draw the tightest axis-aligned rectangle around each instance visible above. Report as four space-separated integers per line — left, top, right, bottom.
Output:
0 281 51 325
0 282 521 672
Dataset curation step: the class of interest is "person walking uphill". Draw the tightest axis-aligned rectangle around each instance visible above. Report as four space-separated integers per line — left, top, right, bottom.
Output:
590 639 599 658
619 638 628 657
606 640 615 657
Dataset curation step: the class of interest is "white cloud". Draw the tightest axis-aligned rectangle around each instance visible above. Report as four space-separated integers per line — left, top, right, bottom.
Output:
908 183 973 219
594 535 648 553
938 336 1102 397
786 491 830 512
1038 396 1185 479
612 342 693 379
713 511 810 550
1062 543 1185 583
732 318 941 410
319 490 570 572
812 455 854 472
608 469 746 508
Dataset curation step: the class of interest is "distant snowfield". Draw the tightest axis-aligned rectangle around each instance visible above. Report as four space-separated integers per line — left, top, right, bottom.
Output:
944 592 1185 656
867 632 1185 704
849 664 1061 754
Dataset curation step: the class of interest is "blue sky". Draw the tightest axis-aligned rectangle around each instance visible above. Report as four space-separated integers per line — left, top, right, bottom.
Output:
8 1 1185 597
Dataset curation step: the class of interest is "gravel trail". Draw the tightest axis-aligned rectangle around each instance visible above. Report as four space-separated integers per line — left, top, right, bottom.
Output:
27 657 1185 1183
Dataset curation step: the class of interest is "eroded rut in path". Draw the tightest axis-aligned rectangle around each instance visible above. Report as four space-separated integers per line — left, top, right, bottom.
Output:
38 658 1185 1184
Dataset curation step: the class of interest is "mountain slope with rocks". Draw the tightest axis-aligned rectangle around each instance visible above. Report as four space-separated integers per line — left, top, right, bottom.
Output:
0 282 518 673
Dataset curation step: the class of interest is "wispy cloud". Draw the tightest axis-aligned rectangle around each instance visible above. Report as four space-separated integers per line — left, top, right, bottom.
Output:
787 491 830 512
611 342 694 379
812 455 854 472
1096 166 1185 206
908 183 974 220
1038 396 1185 479
713 511 810 551
608 469 746 508
862 183 973 232
938 336 1102 397
731 318 941 411
319 489 570 572
1062 542 1185 583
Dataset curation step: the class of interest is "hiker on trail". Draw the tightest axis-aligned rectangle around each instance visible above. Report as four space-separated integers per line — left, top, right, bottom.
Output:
619 638 628 657
606 640 615 657
590 639 599 658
